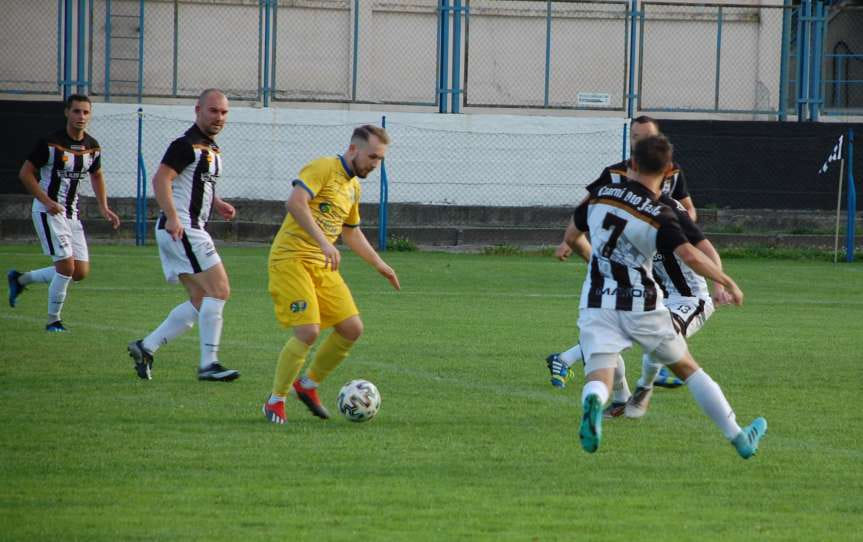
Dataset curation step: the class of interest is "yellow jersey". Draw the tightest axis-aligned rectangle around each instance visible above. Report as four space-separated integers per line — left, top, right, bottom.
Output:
269 155 361 264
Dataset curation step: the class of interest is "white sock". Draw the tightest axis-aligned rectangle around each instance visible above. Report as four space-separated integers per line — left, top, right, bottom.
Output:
581 380 610 406
268 394 285 404
198 297 226 369
559 343 583 367
686 369 742 441
611 355 631 403
300 375 318 388
47 273 72 323
637 353 662 389
142 301 198 353
20 266 55 285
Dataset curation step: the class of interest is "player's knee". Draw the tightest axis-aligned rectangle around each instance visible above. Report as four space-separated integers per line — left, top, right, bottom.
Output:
212 284 230 300
340 320 363 342
72 268 89 281
54 259 74 277
294 325 319 345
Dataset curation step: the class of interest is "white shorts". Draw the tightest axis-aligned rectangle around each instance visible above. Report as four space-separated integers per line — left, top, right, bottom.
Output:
577 307 688 366
155 226 221 283
665 297 715 338
32 210 89 262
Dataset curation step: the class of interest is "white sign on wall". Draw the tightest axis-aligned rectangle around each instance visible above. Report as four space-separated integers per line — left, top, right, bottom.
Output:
576 92 611 107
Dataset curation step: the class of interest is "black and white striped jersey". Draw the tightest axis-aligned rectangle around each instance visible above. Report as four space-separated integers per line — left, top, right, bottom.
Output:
160 124 222 229
26 129 101 220
651 198 710 301
573 180 689 312
589 159 690 201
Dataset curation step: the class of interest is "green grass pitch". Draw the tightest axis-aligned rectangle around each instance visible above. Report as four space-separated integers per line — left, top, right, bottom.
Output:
1 244 861 540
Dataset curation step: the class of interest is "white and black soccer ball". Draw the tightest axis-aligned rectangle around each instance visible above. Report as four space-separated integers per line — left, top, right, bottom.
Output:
337 379 381 422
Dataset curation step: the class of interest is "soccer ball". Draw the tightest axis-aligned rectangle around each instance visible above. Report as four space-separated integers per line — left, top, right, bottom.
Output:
337 379 381 422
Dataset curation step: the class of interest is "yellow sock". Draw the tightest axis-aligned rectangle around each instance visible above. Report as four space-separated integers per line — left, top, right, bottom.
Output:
307 332 355 384
272 337 311 397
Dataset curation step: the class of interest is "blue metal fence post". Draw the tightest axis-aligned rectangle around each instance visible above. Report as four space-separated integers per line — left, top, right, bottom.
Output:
623 0 638 160
63 0 73 100
544 0 551 108
77 0 86 94
57 0 63 94
451 0 462 113
262 0 271 107
796 0 811 120
847 128 856 262
137 0 144 102
378 116 389 251
136 108 145 246
809 1 823 121
352 0 359 101
714 6 723 112
778 0 791 120
104 0 111 101
627 0 638 118
438 0 449 113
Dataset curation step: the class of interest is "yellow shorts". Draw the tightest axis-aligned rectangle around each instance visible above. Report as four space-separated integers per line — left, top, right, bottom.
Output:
268 258 359 330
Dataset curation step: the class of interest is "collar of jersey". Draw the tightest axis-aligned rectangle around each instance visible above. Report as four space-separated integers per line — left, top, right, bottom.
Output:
187 123 215 144
337 155 355 179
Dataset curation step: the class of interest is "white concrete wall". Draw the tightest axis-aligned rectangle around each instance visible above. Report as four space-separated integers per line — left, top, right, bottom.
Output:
0 0 786 113
85 103 625 206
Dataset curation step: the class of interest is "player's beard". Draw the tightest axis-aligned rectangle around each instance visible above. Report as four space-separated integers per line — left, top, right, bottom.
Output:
205 123 223 137
351 157 369 179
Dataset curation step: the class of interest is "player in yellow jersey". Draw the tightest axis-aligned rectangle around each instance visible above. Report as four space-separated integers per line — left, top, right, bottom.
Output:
263 125 401 424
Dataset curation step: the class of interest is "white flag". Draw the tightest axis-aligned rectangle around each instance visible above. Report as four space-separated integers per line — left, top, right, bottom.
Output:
819 134 844 174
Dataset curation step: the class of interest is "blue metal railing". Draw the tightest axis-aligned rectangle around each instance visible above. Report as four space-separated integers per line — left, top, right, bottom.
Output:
846 128 856 262
135 108 147 246
8 0 862 117
378 115 389 251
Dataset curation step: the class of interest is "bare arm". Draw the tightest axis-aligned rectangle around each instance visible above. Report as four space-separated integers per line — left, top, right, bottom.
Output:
212 195 236 221
694 238 733 304
341 227 400 290
90 170 120 229
285 187 341 271
568 229 592 263
152 164 182 240
674 243 742 305
19 161 63 214
679 196 697 222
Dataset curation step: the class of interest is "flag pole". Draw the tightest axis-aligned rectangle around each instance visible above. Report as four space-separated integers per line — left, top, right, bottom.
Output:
834 158 845 264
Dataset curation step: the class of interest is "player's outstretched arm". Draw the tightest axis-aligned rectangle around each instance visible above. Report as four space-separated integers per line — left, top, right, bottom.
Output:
674 243 742 305
90 170 120 229
341 227 400 291
694 238 732 304
19 161 63 215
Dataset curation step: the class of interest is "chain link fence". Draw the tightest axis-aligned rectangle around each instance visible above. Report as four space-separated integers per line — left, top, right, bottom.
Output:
84 111 622 202
464 0 630 110
822 4 863 114
639 2 788 115
3 0 861 116
0 1 60 94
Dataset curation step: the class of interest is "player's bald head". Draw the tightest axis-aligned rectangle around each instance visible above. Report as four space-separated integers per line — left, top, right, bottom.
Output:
197 88 226 105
